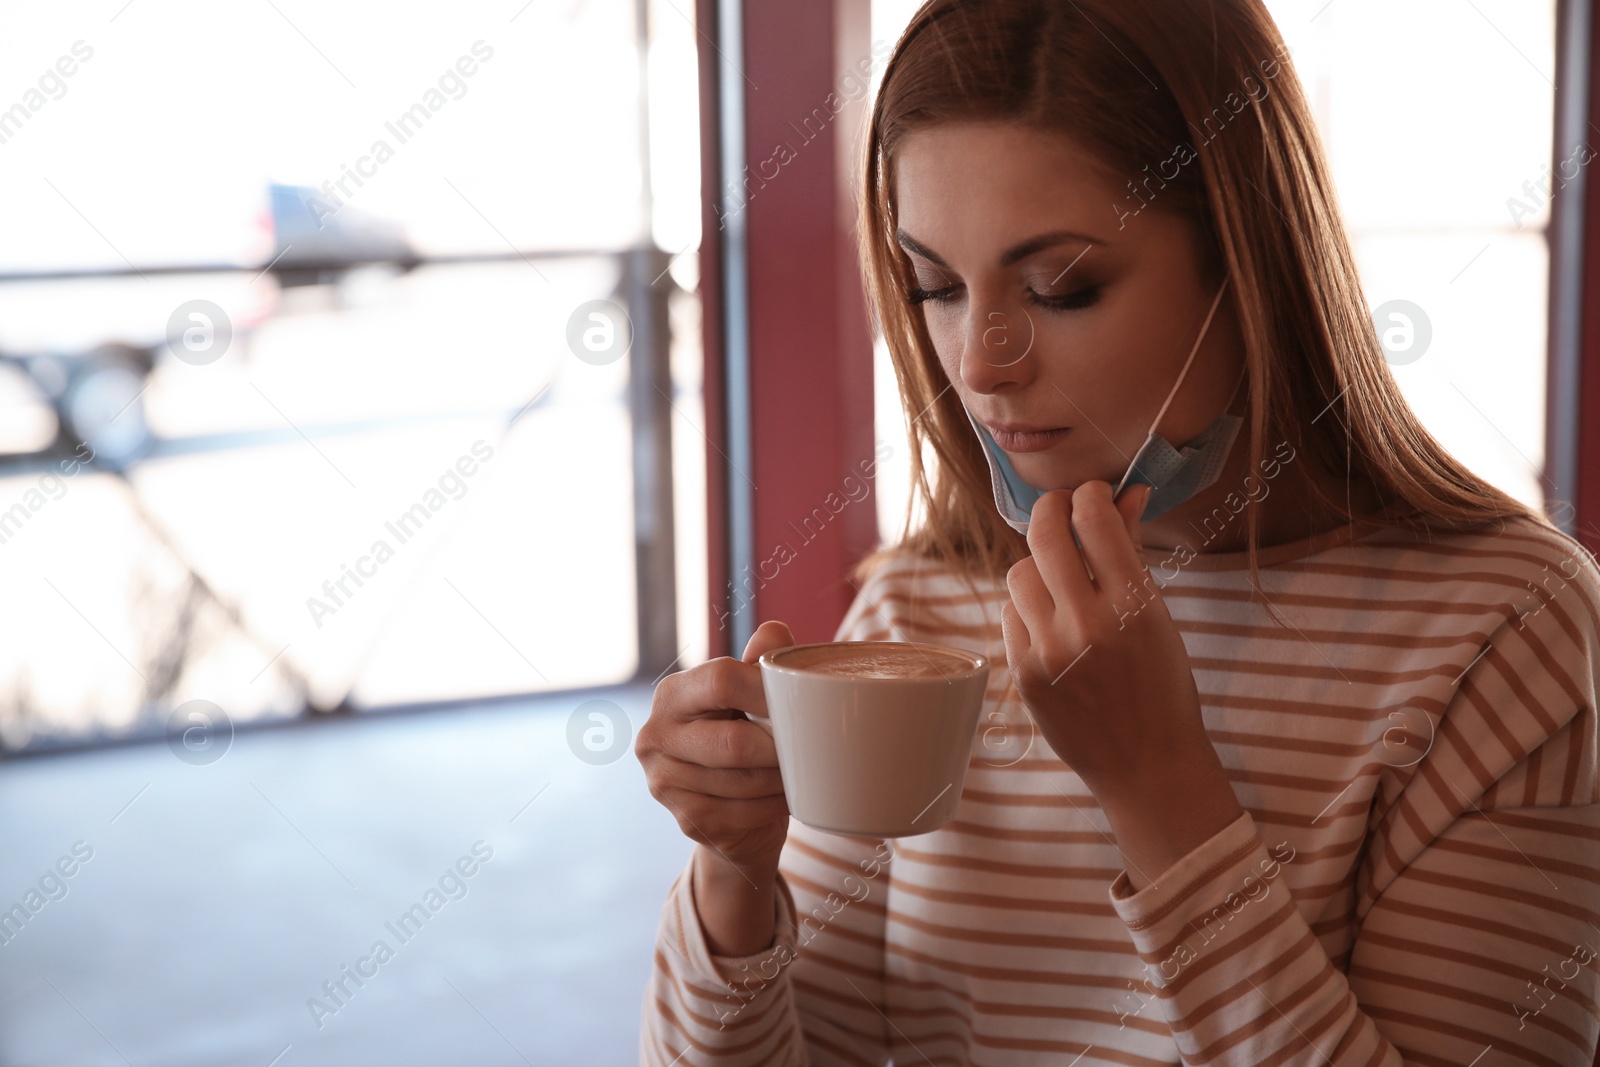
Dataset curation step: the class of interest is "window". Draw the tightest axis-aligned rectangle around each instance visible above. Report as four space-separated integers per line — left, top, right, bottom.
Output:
0 2 701 746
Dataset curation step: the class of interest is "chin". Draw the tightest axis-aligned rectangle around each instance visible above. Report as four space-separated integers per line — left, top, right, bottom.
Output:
1014 461 1111 496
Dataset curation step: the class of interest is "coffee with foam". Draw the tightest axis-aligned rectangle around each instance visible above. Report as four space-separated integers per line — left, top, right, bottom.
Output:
756 640 991 836
771 643 978 680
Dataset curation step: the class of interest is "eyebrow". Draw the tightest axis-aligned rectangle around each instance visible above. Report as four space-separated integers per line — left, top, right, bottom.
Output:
894 228 1102 269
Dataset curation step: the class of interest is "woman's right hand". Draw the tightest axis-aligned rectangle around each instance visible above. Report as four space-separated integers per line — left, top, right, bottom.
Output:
637 620 796 885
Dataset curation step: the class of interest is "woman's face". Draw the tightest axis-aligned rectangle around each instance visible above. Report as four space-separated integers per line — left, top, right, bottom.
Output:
893 122 1246 505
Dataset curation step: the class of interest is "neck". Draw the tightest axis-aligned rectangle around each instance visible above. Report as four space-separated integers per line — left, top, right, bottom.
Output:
1137 394 1362 556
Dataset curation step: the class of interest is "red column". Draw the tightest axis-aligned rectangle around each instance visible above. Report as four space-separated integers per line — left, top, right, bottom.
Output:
697 0 878 658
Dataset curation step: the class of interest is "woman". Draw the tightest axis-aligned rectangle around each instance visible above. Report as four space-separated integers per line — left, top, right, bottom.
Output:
637 1 1600 1062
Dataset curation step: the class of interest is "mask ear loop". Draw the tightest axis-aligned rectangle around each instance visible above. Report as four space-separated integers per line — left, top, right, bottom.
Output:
1113 277 1231 498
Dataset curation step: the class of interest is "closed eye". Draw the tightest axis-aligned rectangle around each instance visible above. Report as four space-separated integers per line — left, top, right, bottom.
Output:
1029 287 1100 311
907 284 959 306
907 284 1101 311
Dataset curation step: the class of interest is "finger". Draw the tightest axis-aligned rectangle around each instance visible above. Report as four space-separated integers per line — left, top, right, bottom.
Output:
1071 480 1145 594
1005 556 1051 641
742 619 796 664
1108 485 1156 620
1024 488 1094 609
737 620 796 727
659 714 780 770
1116 484 1152 542
1004 558 1094 667
658 656 768 724
654 752 785 799
656 787 790 836
1000 600 1030 667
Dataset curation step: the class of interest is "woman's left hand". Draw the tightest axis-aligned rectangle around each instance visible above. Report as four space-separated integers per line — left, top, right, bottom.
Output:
1000 480 1213 800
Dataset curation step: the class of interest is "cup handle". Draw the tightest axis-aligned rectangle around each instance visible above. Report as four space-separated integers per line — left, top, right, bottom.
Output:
742 711 773 737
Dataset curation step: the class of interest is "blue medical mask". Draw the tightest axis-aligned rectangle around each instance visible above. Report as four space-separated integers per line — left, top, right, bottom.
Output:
962 278 1242 534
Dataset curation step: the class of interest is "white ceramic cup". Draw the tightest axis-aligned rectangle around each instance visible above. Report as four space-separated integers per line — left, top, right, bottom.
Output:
752 640 990 838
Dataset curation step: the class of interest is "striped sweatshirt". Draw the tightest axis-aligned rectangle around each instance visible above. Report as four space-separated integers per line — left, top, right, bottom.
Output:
641 514 1600 1065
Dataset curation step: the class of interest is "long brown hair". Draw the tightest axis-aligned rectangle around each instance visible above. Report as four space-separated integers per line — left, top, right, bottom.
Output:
852 0 1541 614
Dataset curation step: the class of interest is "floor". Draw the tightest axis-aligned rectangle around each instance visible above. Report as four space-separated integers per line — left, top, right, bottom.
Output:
0 682 693 1066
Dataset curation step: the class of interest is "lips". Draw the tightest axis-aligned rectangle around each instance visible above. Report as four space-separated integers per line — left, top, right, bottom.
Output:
982 421 1069 453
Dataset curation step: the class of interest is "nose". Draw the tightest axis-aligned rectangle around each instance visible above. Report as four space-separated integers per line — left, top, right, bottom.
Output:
958 301 1033 394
